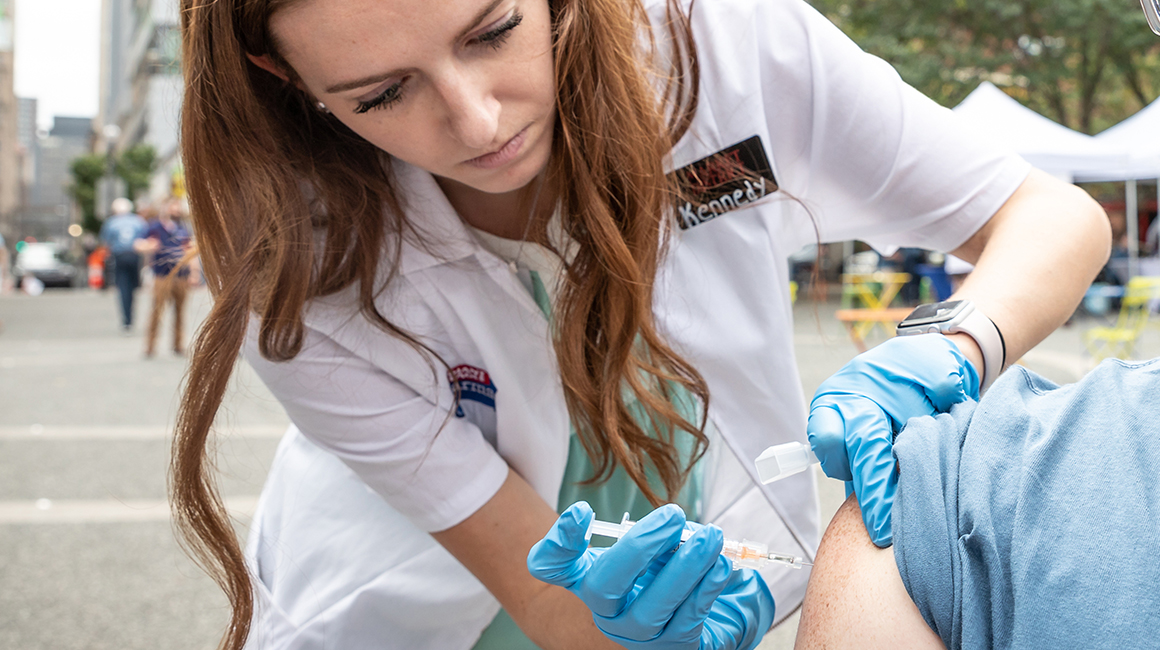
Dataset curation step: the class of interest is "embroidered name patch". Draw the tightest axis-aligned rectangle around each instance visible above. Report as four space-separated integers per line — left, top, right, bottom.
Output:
670 135 778 230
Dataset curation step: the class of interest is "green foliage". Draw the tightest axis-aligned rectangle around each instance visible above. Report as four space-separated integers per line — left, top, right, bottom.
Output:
68 144 158 233
810 0 1160 133
68 154 106 234
115 144 157 200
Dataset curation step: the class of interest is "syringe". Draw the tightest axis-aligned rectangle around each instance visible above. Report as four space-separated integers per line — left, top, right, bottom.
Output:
587 513 812 570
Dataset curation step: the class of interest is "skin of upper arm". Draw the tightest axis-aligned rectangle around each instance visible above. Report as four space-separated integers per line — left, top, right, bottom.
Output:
795 495 943 650
431 468 623 650
950 168 1108 266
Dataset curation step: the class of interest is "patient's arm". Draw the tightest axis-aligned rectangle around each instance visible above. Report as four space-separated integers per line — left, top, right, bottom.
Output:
794 495 943 650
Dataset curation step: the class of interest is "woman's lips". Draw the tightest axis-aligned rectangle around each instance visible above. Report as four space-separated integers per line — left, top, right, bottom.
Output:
464 126 529 170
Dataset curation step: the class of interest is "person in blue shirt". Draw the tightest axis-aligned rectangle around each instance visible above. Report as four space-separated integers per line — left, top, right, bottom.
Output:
140 198 194 356
795 359 1160 649
0 232 9 294
98 198 148 331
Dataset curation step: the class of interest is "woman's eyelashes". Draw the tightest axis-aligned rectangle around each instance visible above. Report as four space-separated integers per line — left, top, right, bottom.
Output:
350 10 525 114
355 81 406 114
476 10 523 49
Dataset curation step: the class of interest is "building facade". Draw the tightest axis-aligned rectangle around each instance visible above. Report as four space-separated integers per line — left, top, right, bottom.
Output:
98 0 181 211
13 116 92 242
32 118 92 208
0 0 17 244
16 96 36 203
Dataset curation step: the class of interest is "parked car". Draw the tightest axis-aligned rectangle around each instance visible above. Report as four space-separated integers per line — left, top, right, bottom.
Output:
13 243 79 289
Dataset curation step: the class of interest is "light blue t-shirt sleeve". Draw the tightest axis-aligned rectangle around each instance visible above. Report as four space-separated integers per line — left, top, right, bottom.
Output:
893 361 1160 650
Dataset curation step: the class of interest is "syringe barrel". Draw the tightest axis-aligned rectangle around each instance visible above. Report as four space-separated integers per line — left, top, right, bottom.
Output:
590 512 702 542
588 515 809 570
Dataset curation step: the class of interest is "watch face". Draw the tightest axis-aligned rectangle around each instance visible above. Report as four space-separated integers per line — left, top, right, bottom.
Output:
902 300 966 327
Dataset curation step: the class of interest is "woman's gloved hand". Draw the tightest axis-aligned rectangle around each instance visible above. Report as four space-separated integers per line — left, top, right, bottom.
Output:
527 502 775 650
807 333 979 547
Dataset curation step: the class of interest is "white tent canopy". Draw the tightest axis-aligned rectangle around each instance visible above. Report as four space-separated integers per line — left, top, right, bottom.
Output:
1094 96 1160 152
952 82 1126 182
1073 95 1160 182
952 82 1160 278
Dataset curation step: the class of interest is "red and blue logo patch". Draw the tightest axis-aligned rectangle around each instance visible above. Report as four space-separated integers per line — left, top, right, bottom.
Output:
449 364 497 416
449 364 498 445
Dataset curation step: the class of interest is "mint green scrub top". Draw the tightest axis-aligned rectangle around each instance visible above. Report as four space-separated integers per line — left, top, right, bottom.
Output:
472 271 704 650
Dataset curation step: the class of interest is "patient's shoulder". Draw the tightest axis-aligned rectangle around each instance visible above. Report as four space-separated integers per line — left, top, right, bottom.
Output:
795 495 943 650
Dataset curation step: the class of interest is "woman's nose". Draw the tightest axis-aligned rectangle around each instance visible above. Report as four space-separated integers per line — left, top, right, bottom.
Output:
440 72 502 151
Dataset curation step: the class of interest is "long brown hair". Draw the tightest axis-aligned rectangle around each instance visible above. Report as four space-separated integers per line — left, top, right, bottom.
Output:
173 0 704 648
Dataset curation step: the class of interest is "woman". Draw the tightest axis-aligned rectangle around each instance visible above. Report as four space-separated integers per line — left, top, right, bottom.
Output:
172 0 1109 648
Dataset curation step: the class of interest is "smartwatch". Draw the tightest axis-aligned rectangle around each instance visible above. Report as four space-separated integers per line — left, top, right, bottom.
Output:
896 300 1006 392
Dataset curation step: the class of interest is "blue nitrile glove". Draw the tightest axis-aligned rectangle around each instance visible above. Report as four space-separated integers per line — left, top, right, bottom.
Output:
807 333 979 547
527 502 775 650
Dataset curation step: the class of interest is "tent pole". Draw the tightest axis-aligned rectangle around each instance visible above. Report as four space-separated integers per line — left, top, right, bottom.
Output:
1127 179 1139 279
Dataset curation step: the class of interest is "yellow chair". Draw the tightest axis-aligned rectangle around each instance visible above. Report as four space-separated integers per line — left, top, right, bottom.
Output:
840 272 911 342
1084 277 1160 361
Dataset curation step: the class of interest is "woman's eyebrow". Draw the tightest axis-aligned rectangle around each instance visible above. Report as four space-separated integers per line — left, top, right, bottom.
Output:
322 0 507 95
455 0 506 41
326 68 409 94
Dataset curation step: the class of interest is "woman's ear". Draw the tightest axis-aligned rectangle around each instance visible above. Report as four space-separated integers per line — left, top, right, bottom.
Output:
246 53 291 82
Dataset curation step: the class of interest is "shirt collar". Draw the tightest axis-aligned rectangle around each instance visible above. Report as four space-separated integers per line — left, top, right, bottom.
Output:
391 159 480 274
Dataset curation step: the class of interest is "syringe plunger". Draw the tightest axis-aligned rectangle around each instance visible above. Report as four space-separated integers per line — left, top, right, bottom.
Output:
588 513 634 540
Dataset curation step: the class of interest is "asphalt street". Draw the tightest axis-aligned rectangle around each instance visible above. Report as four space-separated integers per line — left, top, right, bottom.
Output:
0 287 285 650
0 284 1147 649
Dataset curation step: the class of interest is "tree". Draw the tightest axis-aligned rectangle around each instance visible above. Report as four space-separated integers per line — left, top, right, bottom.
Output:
69 154 107 234
115 144 157 200
810 0 1160 133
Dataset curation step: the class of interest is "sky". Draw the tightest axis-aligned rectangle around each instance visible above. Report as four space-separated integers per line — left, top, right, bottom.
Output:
13 0 102 131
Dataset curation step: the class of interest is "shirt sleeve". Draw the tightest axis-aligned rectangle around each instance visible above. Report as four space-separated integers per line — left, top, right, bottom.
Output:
696 0 1032 253
243 321 511 532
793 0 1031 251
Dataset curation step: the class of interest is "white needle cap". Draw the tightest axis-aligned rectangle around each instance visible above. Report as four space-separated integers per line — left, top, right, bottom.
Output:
755 442 818 484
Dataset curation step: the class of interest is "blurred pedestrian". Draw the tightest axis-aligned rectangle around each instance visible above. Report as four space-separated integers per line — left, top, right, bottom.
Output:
1146 214 1159 256
99 198 148 331
0 232 9 294
134 205 160 288
141 198 193 357
1094 208 1130 286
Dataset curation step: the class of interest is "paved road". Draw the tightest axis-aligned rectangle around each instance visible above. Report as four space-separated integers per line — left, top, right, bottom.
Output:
0 285 1143 649
0 287 285 650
